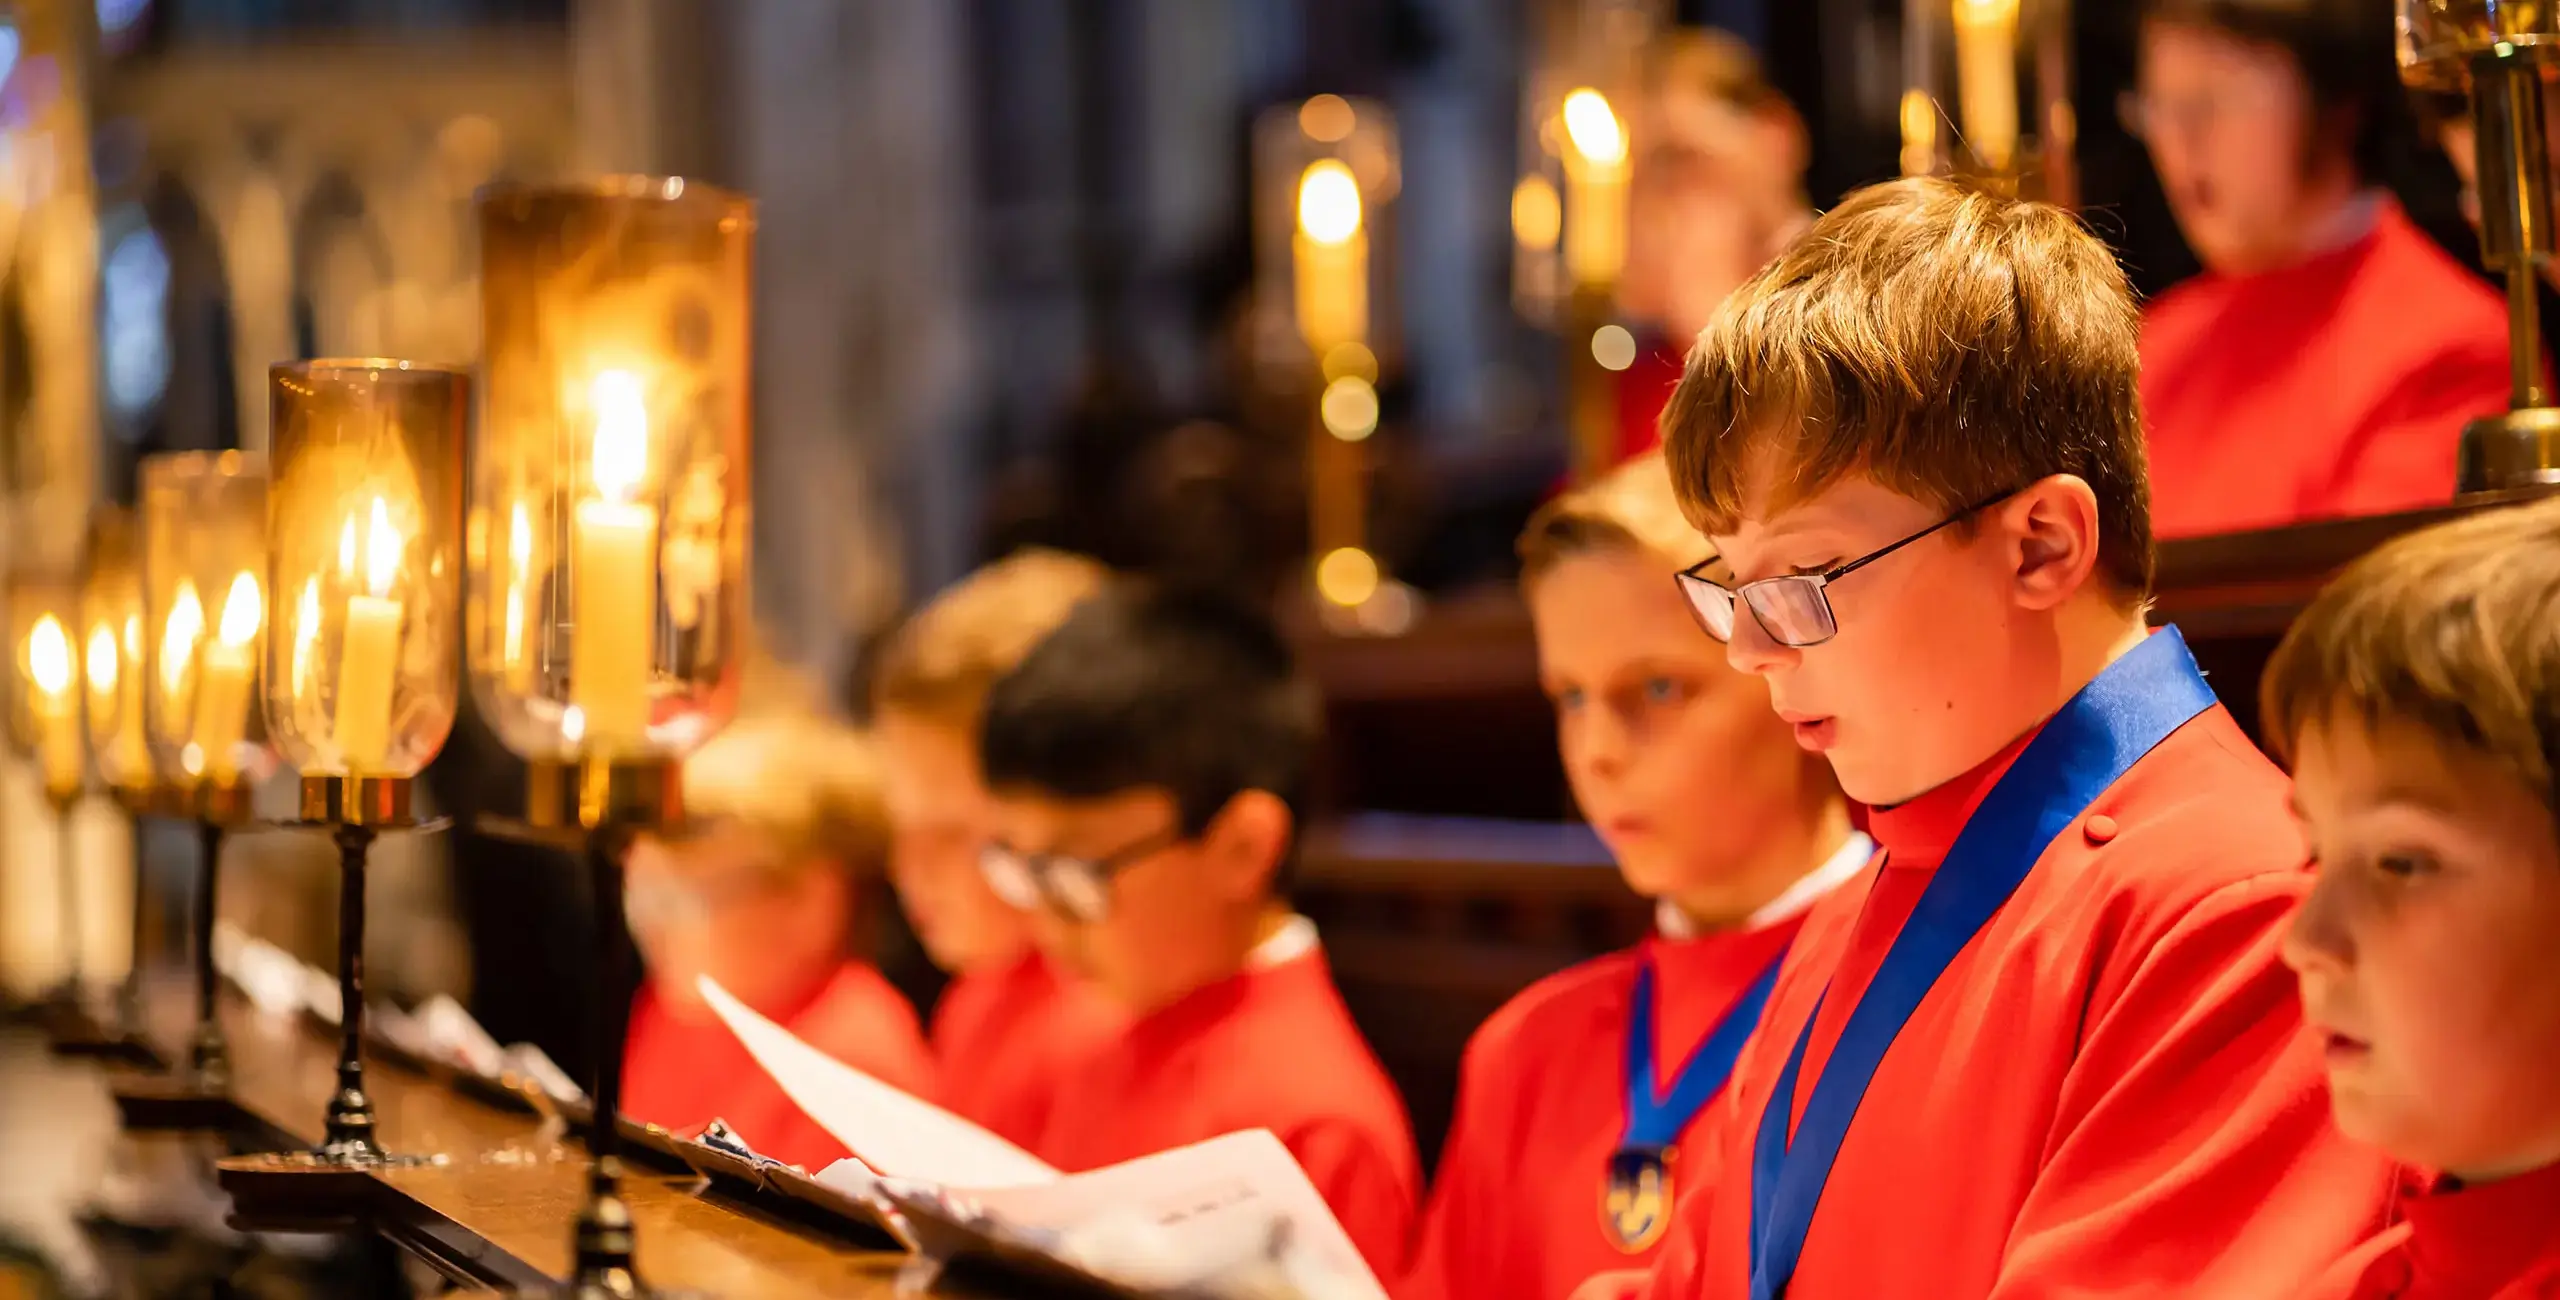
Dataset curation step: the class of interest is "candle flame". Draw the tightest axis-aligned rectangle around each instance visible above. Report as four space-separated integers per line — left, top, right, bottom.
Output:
1562 89 1627 166
217 572 262 646
1297 160 1363 246
508 501 532 565
27 615 72 696
161 581 203 697
591 370 650 502
87 623 118 694
365 496 400 596
1956 0 2018 19
123 613 140 661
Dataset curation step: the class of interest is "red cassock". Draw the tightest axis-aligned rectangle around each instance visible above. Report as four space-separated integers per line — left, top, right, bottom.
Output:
1630 702 2397 1299
623 959 936 1171
2139 196 2517 540
1399 922 1805 1300
2297 1161 2560 1299
928 948 1117 1150
1032 927 1422 1284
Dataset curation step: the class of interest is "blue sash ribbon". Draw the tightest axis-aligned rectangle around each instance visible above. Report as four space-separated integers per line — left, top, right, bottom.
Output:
1618 955 1783 1159
1745 628 2217 1300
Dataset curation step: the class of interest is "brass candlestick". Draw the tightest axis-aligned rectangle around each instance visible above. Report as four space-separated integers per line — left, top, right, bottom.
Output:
139 450 273 1098
472 176 753 1298
2402 1 2560 491
282 775 438 1164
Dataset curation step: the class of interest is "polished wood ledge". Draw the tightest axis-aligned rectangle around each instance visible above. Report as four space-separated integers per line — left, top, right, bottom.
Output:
99 992 973 1297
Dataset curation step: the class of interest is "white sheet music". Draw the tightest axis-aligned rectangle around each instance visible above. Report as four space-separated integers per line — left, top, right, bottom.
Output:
697 974 1386 1300
696 975 1060 1187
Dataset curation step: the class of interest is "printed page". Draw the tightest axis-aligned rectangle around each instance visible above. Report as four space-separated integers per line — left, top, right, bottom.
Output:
697 974 1060 1187
953 1130 1385 1300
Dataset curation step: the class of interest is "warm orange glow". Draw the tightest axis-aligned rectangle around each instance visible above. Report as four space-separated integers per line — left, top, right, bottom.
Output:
1299 94 1356 143
1316 547 1381 607
160 581 203 700
86 623 117 695
27 615 72 698
590 369 651 501
1562 89 1626 166
365 496 401 596
1297 160 1364 246
217 572 263 646
1513 175 1562 251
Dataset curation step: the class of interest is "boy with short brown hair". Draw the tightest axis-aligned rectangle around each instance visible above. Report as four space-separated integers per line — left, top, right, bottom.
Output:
870 547 1116 1148
2260 501 2560 1299
1590 175 2391 1299
623 704 933 1170
1403 454 1866 1300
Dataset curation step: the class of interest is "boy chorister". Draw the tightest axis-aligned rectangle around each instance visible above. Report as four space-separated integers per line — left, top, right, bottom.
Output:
622 707 934 1170
1585 176 2393 1299
978 582 1421 1281
2260 502 2560 1299
1400 454 1866 1300
872 547 1117 1148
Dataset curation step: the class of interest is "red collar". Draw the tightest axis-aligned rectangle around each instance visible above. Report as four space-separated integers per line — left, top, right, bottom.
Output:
2397 1159 2560 1293
1864 727 2041 873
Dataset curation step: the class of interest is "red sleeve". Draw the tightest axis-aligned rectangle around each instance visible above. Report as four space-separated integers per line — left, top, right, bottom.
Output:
1986 873 2395 1299
1399 1032 1517 1300
2323 338 2516 517
1285 1118 1421 1287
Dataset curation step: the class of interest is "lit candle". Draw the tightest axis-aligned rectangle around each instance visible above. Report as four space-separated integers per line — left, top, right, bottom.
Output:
26 614 80 795
194 572 262 784
85 620 118 753
159 580 202 730
1953 0 2020 175
334 496 405 773
1561 88 1629 289
503 500 533 692
1293 159 1368 355
570 370 659 750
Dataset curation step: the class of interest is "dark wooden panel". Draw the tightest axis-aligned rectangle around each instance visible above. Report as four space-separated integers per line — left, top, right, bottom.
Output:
108 988 968 1297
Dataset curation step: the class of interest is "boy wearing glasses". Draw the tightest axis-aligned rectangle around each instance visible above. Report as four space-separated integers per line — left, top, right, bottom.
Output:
872 547 1117 1149
2258 502 2560 1300
976 580 1421 1281
1580 176 2392 1300
1402 454 1867 1300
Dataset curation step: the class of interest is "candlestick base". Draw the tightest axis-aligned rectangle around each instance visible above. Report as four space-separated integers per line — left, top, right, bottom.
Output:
2458 408 2560 495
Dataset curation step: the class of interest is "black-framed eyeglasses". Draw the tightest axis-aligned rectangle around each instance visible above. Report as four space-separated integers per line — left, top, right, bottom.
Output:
1673 491 2015 648
978 825 1187 924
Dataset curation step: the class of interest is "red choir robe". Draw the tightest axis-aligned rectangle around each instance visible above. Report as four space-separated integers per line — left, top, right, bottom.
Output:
928 948 1117 1150
2299 1161 2560 1299
1616 342 1687 466
1625 695 2396 1299
624 959 936 1171
2140 195 2518 540
1034 917 1422 1284
1401 835 1872 1300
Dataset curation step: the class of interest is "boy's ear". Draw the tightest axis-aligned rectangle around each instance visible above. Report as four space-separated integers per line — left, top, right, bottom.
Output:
1999 474 2104 612
1201 790 1292 902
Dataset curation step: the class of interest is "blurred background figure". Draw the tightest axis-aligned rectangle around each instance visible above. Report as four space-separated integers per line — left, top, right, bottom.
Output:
1612 29 1811 465
870 546 1121 1149
2131 0 2518 538
621 669 932 1170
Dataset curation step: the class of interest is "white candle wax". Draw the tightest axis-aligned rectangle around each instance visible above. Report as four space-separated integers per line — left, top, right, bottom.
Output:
194 641 253 783
334 593 403 773
570 498 658 749
1954 0 2020 174
27 616 80 795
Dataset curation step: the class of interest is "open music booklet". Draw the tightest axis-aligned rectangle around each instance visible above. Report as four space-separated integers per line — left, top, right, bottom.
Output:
695 976 1388 1300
